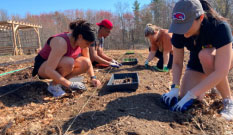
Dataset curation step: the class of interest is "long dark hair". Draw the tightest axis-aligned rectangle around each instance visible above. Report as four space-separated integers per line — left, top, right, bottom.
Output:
199 0 228 22
69 18 96 42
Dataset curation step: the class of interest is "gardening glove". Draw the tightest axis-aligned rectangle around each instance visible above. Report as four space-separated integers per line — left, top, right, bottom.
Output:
110 62 120 68
161 84 179 107
70 82 87 91
153 66 169 72
171 91 197 112
163 66 169 72
112 59 122 66
144 60 149 68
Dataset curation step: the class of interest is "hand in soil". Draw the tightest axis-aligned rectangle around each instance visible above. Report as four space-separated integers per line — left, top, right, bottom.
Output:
171 91 197 112
161 87 179 107
70 82 87 91
91 79 101 87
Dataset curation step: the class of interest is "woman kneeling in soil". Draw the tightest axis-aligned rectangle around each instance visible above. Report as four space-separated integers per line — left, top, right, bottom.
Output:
32 19 101 97
144 24 173 72
161 0 233 120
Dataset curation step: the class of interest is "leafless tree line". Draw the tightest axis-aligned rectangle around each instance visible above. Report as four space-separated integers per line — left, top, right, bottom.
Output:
0 0 232 50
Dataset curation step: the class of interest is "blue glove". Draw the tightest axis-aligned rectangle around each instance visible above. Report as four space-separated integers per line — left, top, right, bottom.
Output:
171 91 196 112
144 60 149 68
110 62 120 68
161 87 179 107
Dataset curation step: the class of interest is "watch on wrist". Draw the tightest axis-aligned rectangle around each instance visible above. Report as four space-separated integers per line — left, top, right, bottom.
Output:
171 84 179 88
91 76 97 80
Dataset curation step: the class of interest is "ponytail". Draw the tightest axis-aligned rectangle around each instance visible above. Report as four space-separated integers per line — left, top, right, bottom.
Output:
199 0 228 22
69 18 96 42
144 23 161 37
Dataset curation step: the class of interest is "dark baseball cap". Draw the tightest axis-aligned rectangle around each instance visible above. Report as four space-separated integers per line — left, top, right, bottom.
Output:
169 0 204 34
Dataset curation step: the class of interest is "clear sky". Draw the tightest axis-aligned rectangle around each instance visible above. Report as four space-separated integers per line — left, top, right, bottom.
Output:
0 0 151 17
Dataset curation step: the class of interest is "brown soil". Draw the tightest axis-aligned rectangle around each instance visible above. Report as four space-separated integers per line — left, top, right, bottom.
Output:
0 50 232 135
113 78 133 85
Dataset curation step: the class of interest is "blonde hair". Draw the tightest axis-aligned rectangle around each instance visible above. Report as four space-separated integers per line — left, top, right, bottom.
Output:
144 23 161 37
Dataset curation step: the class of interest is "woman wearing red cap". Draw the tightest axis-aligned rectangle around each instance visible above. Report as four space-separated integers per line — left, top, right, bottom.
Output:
32 19 101 97
89 19 121 68
161 0 233 120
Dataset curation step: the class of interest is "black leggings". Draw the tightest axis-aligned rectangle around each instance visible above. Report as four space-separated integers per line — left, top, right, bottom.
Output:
32 54 46 78
187 52 204 73
92 61 99 66
148 47 173 69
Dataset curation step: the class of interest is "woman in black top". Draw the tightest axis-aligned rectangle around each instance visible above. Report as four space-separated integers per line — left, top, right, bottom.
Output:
161 0 233 120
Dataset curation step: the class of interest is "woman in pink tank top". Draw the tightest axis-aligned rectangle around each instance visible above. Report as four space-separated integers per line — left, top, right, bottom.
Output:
32 19 101 97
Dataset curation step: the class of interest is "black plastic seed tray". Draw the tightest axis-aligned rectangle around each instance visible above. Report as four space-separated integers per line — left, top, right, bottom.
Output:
122 58 138 65
107 72 139 91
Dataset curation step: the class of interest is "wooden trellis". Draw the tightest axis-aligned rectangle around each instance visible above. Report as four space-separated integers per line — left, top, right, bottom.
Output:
0 20 42 55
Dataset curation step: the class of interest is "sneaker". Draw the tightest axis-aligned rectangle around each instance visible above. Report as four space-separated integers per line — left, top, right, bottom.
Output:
47 84 66 97
220 98 233 121
152 66 162 71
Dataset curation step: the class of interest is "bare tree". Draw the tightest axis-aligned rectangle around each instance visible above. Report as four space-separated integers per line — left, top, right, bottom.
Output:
132 0 140 46
4 0 232 51
11 14 22 21
209 0 233 17
0 9 9 21
115 2 129 49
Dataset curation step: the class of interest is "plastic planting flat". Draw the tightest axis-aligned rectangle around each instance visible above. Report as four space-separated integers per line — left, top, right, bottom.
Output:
107 72 139 91
122 58 138 65
125 51 135 55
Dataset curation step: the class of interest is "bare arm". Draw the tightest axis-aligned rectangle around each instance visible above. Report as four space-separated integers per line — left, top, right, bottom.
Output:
44 37 71 87
172 47 184 85
162 32 173 66
163 51 170 66
97 47 113 61
81 47 95 77
89 46 111 65
82 47 90 58
146 38 157 62
191 43 232 97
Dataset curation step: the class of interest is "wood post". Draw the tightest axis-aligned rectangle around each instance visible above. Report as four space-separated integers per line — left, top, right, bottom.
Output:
16 30 23 55
11 23 18 55
34 27 41 51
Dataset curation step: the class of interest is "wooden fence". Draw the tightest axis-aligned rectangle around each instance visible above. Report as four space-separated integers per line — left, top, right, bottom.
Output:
0 20 42 56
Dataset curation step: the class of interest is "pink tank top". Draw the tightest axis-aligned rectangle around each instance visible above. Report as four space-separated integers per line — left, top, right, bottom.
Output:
39 32 82 59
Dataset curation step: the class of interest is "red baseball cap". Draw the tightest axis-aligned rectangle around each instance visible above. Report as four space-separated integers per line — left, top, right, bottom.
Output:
96 19 113 29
